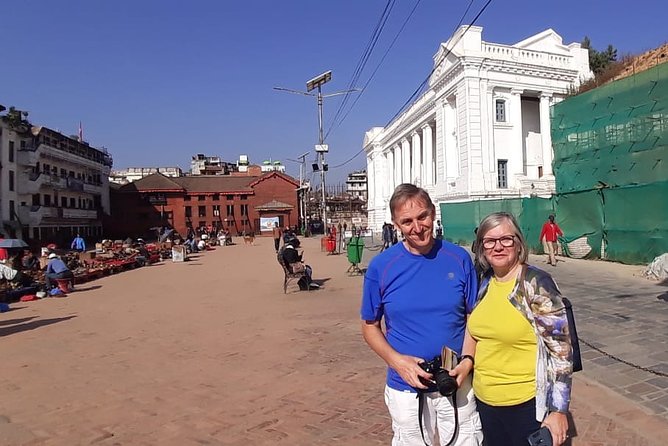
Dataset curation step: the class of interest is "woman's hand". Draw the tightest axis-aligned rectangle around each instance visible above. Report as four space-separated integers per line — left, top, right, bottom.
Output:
389 354 432 390
448 357 474 387
542 412 569 445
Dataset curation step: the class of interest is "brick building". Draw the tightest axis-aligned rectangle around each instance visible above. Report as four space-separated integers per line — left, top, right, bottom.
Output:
107 171 299 239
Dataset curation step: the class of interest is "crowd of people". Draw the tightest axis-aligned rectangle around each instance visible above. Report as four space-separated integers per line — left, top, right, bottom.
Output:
361 184 573 446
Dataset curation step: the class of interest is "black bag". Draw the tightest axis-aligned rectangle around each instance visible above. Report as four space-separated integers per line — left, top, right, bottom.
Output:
562 297 583 372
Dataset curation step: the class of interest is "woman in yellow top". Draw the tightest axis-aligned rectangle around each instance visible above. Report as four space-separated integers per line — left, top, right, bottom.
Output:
459 212 573 446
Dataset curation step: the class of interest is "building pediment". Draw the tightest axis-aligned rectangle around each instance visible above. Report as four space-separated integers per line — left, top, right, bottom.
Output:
364 127 384 149
255 200 294 211
514 29 572 55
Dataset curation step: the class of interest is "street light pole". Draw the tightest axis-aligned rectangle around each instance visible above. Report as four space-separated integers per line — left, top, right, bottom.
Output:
273 71 359 232
316 84 327 228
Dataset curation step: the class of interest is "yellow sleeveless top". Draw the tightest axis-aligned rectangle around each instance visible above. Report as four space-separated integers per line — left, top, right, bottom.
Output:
468 277 537 406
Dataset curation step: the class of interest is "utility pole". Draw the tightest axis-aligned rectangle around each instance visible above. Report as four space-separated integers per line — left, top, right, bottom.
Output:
274 71 358 231
314 80 328 227
288 152 310 234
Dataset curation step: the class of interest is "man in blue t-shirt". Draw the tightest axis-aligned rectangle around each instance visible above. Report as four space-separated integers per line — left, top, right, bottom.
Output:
361 184 483 445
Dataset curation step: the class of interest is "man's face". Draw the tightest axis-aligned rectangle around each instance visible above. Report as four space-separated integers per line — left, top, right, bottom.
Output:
392 198 435 254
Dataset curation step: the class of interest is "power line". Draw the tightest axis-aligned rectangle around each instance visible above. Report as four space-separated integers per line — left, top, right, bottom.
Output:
331 0 491 171
328 0 396 137
385 0 488 127
326 0 423 140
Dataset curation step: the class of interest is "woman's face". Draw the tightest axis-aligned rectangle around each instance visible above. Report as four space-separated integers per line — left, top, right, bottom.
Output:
392 198 435 254
482 220 520 273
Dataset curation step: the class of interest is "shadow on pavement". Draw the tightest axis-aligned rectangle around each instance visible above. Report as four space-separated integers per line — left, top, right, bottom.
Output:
0 315 77 337
0 316 38 327
566 410 578 444
72 285 102 292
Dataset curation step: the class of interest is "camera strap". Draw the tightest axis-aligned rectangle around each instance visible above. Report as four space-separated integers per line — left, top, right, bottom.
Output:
417 390 459 446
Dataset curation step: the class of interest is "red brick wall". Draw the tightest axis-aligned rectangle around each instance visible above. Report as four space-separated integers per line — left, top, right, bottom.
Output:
249 174 298 235
107 189 185 240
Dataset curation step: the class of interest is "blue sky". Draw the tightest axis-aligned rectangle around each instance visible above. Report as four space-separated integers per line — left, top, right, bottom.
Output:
2 1 665 183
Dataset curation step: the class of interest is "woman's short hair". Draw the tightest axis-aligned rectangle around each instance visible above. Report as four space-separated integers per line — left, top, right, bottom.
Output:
389 184 435 219
474 212 529 273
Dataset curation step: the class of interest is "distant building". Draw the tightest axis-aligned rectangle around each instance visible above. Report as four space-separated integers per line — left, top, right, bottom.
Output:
346 170 367 200
260 159 286 173
0 118 112 245
109 167 182 185
108 171 299 238
237 154 250 173
190 154 235 175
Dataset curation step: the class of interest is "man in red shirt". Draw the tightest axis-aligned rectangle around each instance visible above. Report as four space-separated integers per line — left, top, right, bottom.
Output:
539 214 563 266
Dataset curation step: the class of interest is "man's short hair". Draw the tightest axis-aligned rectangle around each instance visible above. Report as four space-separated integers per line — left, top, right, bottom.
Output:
389 183 435 219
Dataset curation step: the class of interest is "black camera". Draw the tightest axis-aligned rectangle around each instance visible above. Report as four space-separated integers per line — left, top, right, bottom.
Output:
418 356 458 397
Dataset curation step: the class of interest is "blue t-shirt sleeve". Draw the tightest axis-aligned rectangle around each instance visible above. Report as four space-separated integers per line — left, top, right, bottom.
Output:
463 255 478 314
361 263 383 321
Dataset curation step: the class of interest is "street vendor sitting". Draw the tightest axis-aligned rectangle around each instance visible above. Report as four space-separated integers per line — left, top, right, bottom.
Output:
22 250 40 271
0 257 31 287
45 253 74 290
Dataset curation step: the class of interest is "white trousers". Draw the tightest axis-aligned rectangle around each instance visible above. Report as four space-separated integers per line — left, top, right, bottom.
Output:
384 376 483 446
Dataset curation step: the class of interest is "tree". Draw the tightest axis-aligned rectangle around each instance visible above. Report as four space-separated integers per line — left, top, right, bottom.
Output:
582 36 618 75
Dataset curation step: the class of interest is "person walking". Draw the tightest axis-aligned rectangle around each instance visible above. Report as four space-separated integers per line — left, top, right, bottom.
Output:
468 212 572 446
435 219 444 240
539 214 563 266
71 234 86 252
272 222 283 253
381 222 393 251
361 184 483 446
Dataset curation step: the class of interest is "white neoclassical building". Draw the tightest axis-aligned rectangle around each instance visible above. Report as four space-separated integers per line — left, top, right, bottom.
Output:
364 26 592 232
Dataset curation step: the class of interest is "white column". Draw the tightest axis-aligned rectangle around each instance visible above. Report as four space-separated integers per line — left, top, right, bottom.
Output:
411 131 421 185
394 145 402 186
422 124 434 185
539 93 553 176
510 88 524 182
401 138 411 184
367 154 375 211
444 98 459 180
386 150 394 195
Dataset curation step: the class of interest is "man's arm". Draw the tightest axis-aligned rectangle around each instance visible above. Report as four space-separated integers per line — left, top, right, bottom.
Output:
361 320 431 389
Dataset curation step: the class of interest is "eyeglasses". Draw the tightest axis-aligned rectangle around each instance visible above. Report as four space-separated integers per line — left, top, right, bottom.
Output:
482 236 516 250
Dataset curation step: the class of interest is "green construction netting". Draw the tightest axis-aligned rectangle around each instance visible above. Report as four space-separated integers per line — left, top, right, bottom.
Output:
602 182 668 264
519 197 555 253
440 197 553 253
551 61 668 193
553 190 604 259
441 185 666 264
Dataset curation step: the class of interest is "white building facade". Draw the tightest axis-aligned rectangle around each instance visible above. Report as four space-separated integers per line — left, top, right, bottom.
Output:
110 167 182 185
364 27 592 232
1 123 112 243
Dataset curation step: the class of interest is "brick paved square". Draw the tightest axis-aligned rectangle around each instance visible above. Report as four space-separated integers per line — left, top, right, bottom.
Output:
0 239 666 445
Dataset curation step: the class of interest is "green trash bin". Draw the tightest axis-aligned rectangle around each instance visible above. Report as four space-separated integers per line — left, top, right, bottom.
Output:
346 236 364 275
